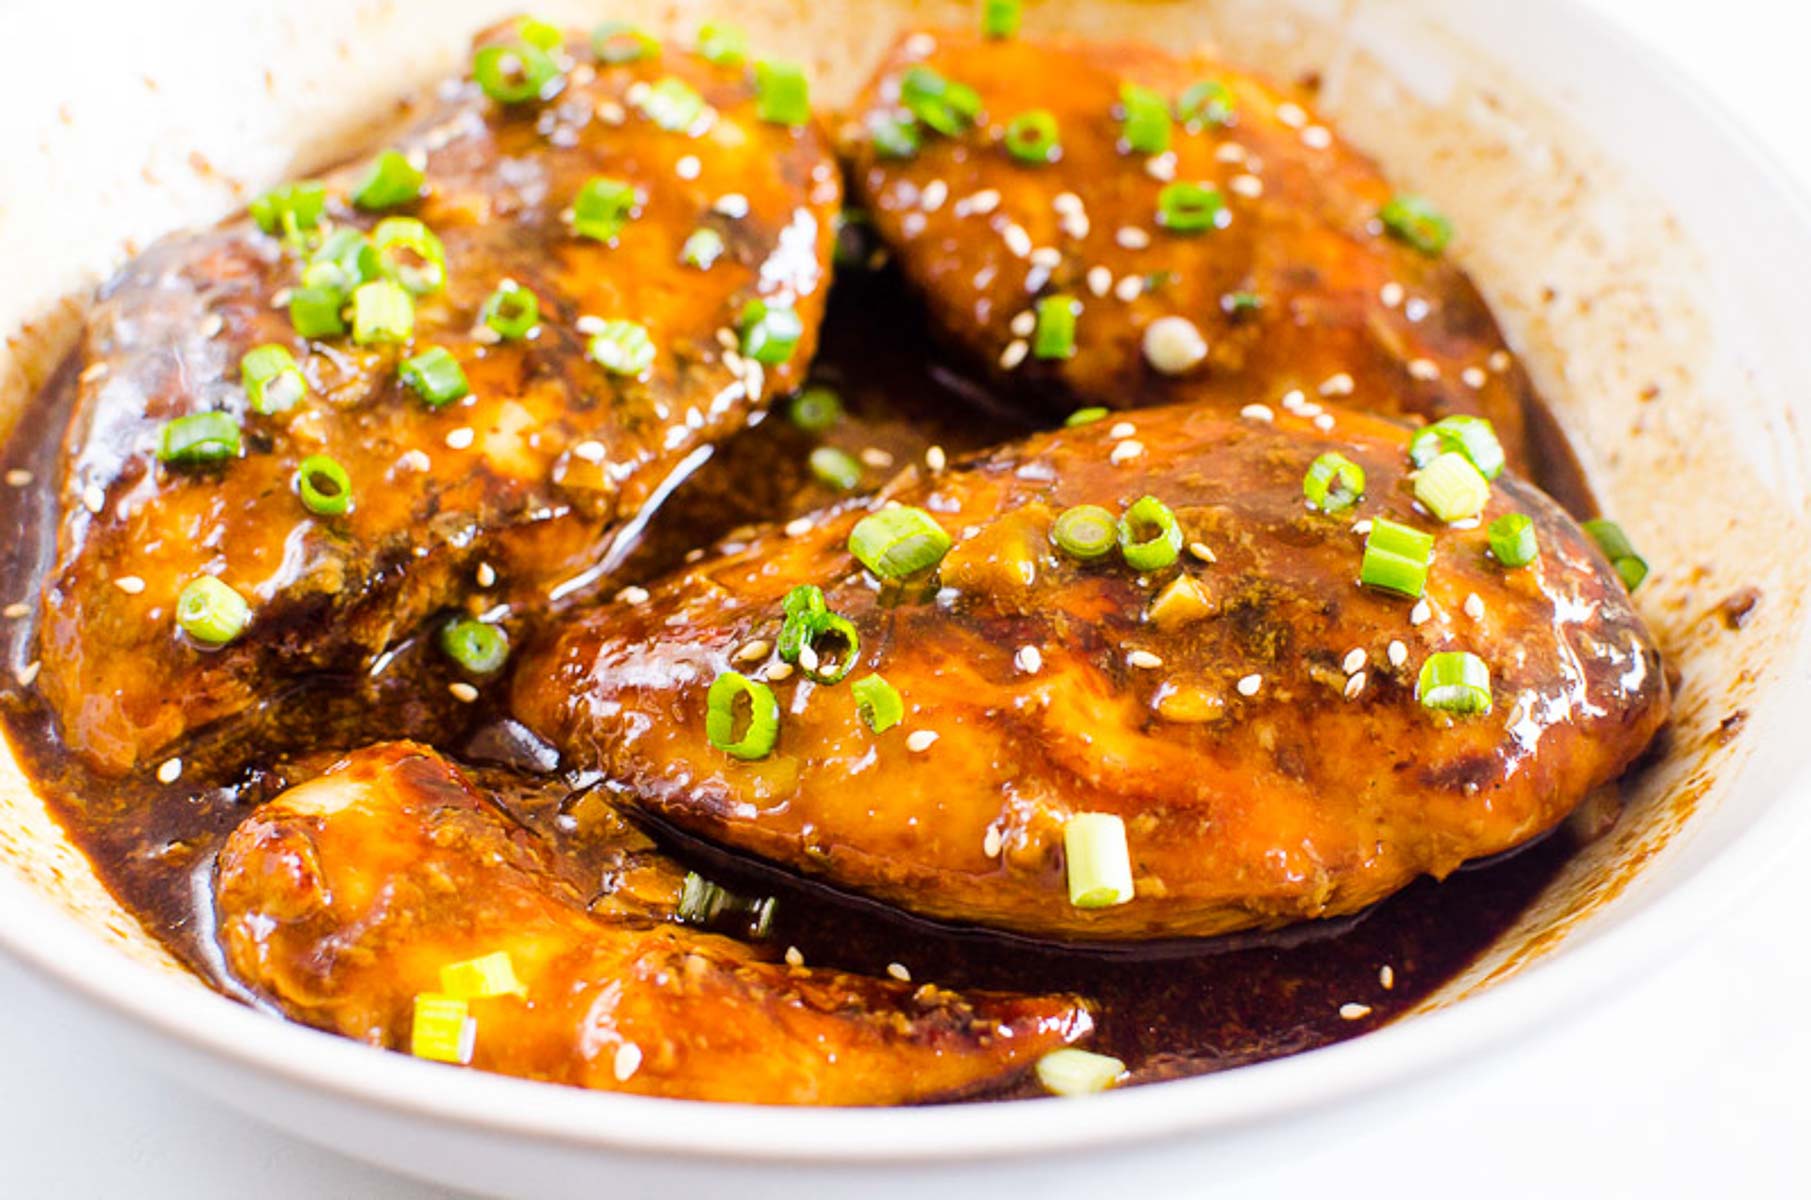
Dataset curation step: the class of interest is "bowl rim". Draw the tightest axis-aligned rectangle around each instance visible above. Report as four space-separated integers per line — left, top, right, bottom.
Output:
4 0 1811 1169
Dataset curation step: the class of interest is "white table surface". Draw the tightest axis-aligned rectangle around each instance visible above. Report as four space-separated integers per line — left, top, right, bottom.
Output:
4 2 1807 1196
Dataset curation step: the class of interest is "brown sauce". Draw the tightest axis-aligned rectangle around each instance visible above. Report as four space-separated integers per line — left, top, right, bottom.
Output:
0 264 1593 1096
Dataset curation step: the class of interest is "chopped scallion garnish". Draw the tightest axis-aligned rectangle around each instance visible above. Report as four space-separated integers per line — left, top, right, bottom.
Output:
351 149 424 211
157 411 241 467
680 227 726 270
852 673 904 733
587 319 656 376
1488 513 1538 568
439 618 509 675
808 445 862 491
1004 109 1061 165
439 951 526 1000
639 76 708 133
480 281 539 340
1584 518 1648 591
176 576 250 645
592 21 659 65
1118 83 1172 155
1065 406 1108 427
1063 812 1134 908
1416 651 1493 715
288 284 347 339
351 279 414 345
848 506 952 579
1051 504 1117 560
1304 452 1366 513
1033 294 1078 359
1117 495 1182 571
899 66 981 136
371 217 446 295
472 41 561 105
1157 181 1226 234
1361 517 1434 598
788 385 842 433
295 454 351 516
1176 80 1235 128
241 344 307 415
1035 1048 1127 1096
516 17 563 51
677 871 777 937
868 111 922 159
399 346 469 408
1380 194 1453 256
983 0 1022 38
696 21 746 66
739 299 804 364
798 612 860 684
1407 415 1504 480
706 670 781 759
778 584 829 664
304 228 381 294
248 180 325 241
409 993 472 1064
755 60 811 127
571 176 638 243
1414 451 1490 522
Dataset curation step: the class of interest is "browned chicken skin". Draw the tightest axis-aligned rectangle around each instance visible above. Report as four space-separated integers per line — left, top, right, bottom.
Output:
213 742 1091 1103
842 31 1533 464
40 24 839 774
515 401 1667 941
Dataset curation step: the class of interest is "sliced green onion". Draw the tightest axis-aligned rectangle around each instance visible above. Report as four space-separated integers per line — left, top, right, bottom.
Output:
1584 518 1649 591
1065 406 1108 427
288 285 346 339
304 228 381 294
592 21 659 64
176 576 250 645
1004 110 1060 165
587 319 656 376
1380 194 1452 256
1304 452 1366 513
798 612 860 684
848 506 952 579
680 227 726 269
1415 451 1490 522
157 412 241 466
1051 505 1117 560
248 180 326 240
439 951 526 1000
516 17 563 51
473 41 561 104
351 149 424 211
571 176 638 243
778 584 828 663
1119 83 1172 155
409 993 471 1064
1361 517 1435 598
706 671 781 759
1157 181 1226 234
1223 291 1262 317
788 385 842 433
1416 650 1493 715
1176 79 1235 128
1407 415 1505 480
241 344 307 415
295 454 351 516
677 871 776 937
808 446 862 491
1064 812 1134 908
739 299 804 364
480 281 539 339
1118 495 1182 571
440 618 509 675
900 66 981 136
755 60 810 127
371 217 446 295
351 279 414 345
776 587 861 684
1036 1048 1127 1096
696 21 746 66
1033 294 1078 359
640 76 708 133
852 673 903 733
400 346 469 408
867 111 922 159
984 0 1022 37
1488 513 1538 568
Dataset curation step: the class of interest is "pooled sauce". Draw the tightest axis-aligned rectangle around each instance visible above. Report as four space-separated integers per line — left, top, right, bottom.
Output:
0 266 1590 1095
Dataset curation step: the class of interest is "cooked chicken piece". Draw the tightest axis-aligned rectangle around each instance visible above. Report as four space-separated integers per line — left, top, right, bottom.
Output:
40 21 839 774
514 401 1667 941
214 742 1090 1103
841 30 1532 464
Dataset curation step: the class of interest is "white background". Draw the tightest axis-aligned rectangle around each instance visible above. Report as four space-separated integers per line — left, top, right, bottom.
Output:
2 2 1807 1196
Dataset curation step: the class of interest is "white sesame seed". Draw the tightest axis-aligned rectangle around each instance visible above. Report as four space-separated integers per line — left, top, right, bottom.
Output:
82 484 105 514
1301 125 1333 149
1237 673 1263 696
763 662 794 682
964 188 1001 215
114 575 145 595
1342 648 1369 674
476 562 497 588
1405 297 1431 323
1240 403 1275 422
445 426 475 450
999 339 1030 369
734 639 771 664
1489 350 1512 372
1229 173 1263 199
1410 600 1432 626
906 730 939 753
1320 372 1355 397
1115 225 1151 250
617 585 650 606
920 179 948 211
156 757 183 784
448 682 479 703
1388 640 1409 668
1142 316 1208 375
1086 266 1113 297
1277 102 1308 129
798 642 820 672
859 447 894 469
1029 246 1062 269
1408 358 1441 382
199 313 225 339
1380 964 1396 989
903 31 936 57
269 288 293 308
78 362 109 385
1188 541 1216 563
1343 671 1367 699
4 469 32 487
1108 421 1137 440
595 98 626 125
886 962 912 982
784 516 814 538
1002 222 1033 258
925 445 947 472
1353 520 1373 536
575 315 606 335
1462 366 1488 389
1114 274 1144 302
784 946 805 968
1380 281 1405 308
1053 191 1083 215
397 449 432 473
1110 439 1145 465
983 826 1003 858
1464 592 1486 621
675 154 701 179
1215 142 1247 164
1127 650 1164 670
1009 310 1037 338
1313 413 1336 432
1015 645 1043 674
14 661 40 687
1339 1002 1373 1020
613 1042 643 1081
713 193 750 219
2 603 26 619
1144 151 1177 181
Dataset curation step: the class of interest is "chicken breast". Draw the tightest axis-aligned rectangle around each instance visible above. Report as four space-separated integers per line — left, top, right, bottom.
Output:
40 20 839 773
841 30 1532 463
514 401 1666 941
213 742 1091 1103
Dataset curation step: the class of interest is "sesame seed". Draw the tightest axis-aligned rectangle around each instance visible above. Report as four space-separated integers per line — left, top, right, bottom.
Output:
1464 592 1486 620
595 99 626 125
82 484 105 514
1343 671 1367 700
675 154 700 179
575 315 606 335
1030 246 1062 269
1489 350 1512 372
1320 372 1355 397
903 31 937 56
1237 673 1263 696
617 585 650 605
1408 358 1441 382
1144 151 1177 181
925 445 947 471
1086 266 1113 297
964 188 1001 215
200 313 225 338
1405 297 1431 323
764 662 794 682
920 179 948 211
906 730 939 753
1015 645 1043 674
983 826 1003 858
999 339 1030 369
475 562 497 588
1240 403 1275 422
798 642 820 672
1053 191 1083 215
1188 541 1216 563
1229 173 1263 199
398 449 432 473
859 447 895 470
448 682 479 703
1410 600 1432 626
1110 439 1145 465
113 575 145 595
4 469 32 488
2 603 26 619
1061 211 1090 240
1215 142 1247 164
1115 226 1151 250
1380 965 1396 989
784 945 805 968
1313 413 1335 432
571 439 607 465
1380 282 1405 308
156 757 183 784
1342 648 1368 674
14 661 40 687
713 193 750 219
1108 421 1137 439
1127 650 1164 670
1142 316 1208 375
1277 102 1308 128
1301 125 1333 149
1462 366 1488 388
1009 309 1037 337
445 427 475 450
78 362 110 384
783 516 814 538
1003 222 1033 258
1388 640 1409 667
613 1042 643 1082
1113 275 1144 302
886 962 912 982
734 639 771 664
1353 520 1373 536
1339 1002 1373 1020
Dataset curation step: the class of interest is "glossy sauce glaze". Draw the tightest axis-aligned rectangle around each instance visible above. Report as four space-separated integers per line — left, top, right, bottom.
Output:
0 265 1613 1095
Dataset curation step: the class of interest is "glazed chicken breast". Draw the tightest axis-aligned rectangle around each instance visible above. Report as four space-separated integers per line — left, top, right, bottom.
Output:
840 30 1533 465
213 742 1091 1103
514 400 1667 941
38 20 839 774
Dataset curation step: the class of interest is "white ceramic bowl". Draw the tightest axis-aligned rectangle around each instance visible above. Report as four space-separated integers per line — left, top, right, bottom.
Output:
2 1 1808 1196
